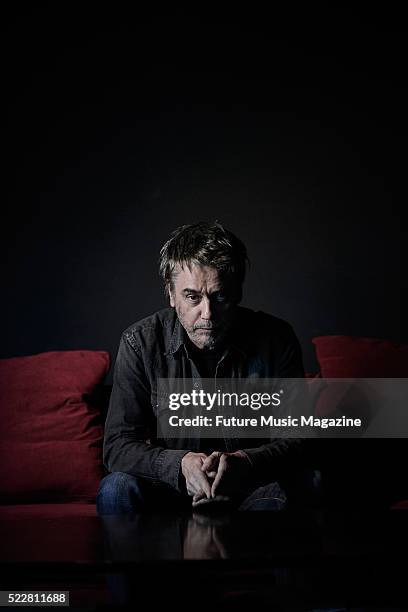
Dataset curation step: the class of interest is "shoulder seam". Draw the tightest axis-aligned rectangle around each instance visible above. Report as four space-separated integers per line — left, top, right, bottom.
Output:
123 331 142 355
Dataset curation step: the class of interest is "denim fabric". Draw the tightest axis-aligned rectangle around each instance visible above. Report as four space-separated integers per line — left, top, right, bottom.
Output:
96 471 191 513
96 470 322 514
96 472 144 514
238 482 287 511
103 306 311 493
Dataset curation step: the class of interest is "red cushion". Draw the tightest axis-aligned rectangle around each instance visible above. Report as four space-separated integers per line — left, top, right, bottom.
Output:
392 500 408 509
0 350 110 503
312 336 408 378
312 336 408 418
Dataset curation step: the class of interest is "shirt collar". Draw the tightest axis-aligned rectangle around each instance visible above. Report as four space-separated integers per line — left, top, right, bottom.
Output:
167 317 186 356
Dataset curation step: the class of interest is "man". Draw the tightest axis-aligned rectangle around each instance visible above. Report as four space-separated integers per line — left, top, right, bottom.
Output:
97 222 316 513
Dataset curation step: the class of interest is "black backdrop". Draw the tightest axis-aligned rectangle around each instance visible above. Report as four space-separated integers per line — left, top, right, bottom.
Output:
3 7 407 375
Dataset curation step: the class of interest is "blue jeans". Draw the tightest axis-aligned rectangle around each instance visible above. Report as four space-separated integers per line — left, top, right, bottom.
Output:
96 470 321 514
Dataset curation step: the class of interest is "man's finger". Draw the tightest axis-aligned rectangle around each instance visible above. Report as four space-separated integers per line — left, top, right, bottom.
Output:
211 454 227 497
201 475 212 499
205 470 217 479
201 451 221 472
193 491 206 504
192 471 212 499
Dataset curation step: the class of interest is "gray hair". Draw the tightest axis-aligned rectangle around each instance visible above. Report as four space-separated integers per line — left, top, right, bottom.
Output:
159 221 249 302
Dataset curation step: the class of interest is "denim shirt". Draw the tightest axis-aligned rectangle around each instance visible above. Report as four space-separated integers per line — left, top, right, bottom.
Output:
103 306 306 492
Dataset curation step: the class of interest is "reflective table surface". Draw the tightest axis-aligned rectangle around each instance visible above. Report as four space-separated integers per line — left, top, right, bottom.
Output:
1 509 408 610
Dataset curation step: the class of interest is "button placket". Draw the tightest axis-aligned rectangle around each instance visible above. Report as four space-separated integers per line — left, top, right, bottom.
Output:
215 350 234 452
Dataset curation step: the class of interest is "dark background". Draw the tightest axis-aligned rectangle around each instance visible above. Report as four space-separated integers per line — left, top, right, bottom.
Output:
2 6 407 375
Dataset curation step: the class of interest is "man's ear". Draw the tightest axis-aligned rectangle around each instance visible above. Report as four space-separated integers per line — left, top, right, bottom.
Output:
169 289 175 308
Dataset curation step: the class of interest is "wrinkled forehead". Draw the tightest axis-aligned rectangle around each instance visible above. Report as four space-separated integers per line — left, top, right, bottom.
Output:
171 262 233 291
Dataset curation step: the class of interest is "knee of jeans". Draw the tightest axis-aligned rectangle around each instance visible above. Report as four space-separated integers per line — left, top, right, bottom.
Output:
312 469 322 493
240 496 287 511
96 471 143 513
286 469 323 509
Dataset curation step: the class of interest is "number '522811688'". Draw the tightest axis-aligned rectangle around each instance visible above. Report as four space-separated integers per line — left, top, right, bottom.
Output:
0 591 69 606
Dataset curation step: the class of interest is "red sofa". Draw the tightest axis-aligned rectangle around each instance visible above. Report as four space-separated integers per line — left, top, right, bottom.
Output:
0 350 110 562
311 336 408 510
1 336 407 564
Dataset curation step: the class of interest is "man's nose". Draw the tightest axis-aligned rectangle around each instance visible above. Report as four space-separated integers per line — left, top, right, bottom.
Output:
200 297 212 320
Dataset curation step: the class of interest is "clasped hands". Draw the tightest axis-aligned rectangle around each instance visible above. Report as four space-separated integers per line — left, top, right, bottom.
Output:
181 450 252 507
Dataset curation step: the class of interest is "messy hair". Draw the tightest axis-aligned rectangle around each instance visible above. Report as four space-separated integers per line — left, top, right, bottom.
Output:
159 221 249 303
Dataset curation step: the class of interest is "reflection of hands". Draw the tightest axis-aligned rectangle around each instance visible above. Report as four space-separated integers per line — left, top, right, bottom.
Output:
183 517 229 559
181 452 212 500
200 450 252 498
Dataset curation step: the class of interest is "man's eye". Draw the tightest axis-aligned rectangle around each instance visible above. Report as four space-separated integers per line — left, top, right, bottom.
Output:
186 295 200 302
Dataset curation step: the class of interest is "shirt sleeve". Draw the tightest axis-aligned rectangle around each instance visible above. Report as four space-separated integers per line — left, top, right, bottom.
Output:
103 333 190 491
242 324 314 483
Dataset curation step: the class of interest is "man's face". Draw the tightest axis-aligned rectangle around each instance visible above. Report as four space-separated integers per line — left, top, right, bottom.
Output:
169 263 236 350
